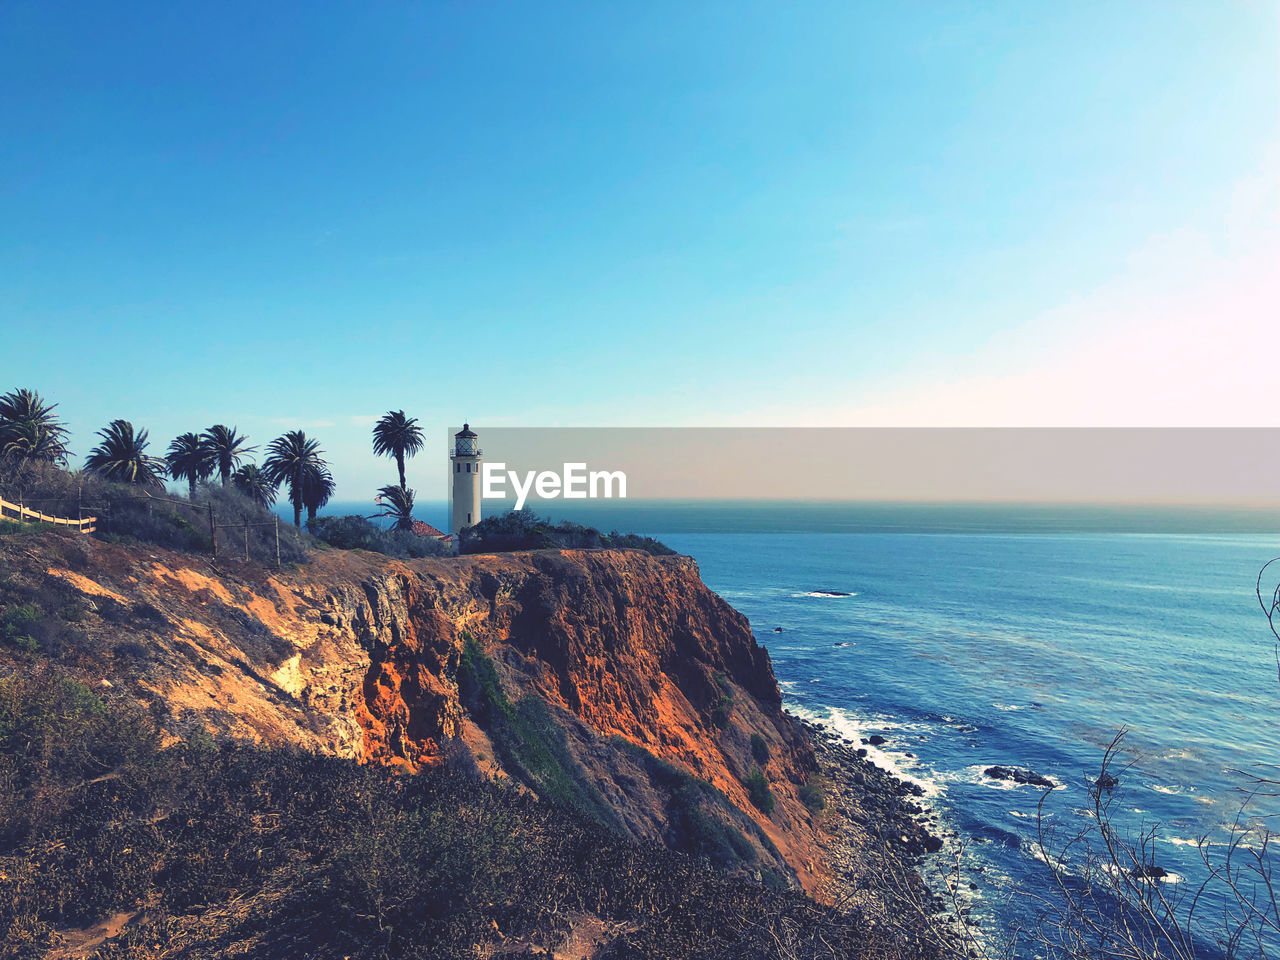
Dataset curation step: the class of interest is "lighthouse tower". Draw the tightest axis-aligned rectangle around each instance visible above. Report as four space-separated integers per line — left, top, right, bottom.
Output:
449 423 482 540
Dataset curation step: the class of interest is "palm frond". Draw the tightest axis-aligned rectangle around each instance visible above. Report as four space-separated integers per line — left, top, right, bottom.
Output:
0 387 71 465
374 483 416 531
84 419 167 487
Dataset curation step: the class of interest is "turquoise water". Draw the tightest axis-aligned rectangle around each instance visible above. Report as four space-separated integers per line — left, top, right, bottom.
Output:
656 532 1280 954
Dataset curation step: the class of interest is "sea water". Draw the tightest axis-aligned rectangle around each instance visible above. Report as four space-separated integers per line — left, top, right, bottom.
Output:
656 531 1280 955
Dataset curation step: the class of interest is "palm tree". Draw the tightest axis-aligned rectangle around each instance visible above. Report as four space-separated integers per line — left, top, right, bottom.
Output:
202 425 255 486
302 466 336 524
372 410 424 491
374 484 416 532
166 432 214 497
262 430 326 528
84 420 167 486
232 464 279 509
0 388 70 465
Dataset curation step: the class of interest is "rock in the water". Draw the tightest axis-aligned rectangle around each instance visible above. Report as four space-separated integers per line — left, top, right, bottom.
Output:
868 735 886 746
773 626 783 633
983 766 1054 789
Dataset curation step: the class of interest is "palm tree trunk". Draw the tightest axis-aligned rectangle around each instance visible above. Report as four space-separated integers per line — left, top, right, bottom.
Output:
397 451 406 491
292 494 302 528
189 478 196 498
221 465 231 487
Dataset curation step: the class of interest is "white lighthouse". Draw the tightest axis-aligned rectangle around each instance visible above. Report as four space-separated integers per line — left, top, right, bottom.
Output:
449 423 482 540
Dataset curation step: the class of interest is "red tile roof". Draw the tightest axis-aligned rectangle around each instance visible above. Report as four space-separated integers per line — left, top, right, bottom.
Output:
411 520 449 538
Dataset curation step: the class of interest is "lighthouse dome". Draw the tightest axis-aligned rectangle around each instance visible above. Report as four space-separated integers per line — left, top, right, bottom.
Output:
453 423 479 456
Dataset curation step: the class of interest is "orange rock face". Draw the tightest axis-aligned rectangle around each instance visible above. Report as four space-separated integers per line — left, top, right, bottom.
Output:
2 536 829 893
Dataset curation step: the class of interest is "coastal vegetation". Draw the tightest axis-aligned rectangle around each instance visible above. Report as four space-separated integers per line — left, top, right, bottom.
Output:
0 388 70 466
202 424 254 487
0 667 919 960
231 463 278 508
371 410 424 493
798 776 827 813
751 732 771 765
457 636 620 827
746 768 775 815
165 432 214 496
460 508 674 556
2 388 674 565
306 515 450 558
84 419 167 487
0 386 341 534
374 483 416 532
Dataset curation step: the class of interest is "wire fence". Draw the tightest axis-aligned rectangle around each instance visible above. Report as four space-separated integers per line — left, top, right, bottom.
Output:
0 491 286 566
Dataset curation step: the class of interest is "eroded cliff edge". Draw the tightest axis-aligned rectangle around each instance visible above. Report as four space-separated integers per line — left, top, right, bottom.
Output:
0 534 829 892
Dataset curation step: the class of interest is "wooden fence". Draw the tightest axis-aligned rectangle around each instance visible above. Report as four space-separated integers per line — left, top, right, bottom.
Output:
0 492 282 565
0 496 97 533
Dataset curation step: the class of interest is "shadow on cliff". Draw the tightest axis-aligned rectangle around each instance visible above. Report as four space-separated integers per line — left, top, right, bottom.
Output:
1 666 946 960
0 531 831 896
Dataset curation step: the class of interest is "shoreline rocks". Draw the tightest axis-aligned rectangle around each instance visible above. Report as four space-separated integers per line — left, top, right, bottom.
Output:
798 717 965 959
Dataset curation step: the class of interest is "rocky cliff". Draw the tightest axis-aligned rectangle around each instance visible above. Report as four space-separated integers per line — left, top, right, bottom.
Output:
0 533 829 891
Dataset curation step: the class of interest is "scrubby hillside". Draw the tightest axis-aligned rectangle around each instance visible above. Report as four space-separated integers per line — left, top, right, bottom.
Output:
0 531 826 888
0 668 931 960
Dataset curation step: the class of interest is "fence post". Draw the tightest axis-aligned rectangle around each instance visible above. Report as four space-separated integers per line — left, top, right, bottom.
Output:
274 517 281 568
244 523 250 562
208 504 217 559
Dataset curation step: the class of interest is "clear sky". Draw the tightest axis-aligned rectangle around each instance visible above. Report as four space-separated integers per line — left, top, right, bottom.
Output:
2 2 1277 499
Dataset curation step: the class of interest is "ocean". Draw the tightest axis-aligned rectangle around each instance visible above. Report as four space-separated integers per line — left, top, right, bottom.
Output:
656 530 1280 955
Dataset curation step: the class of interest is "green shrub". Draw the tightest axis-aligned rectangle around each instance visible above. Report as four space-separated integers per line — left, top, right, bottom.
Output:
746 768 774 815
198 484 309 564
459 509 674 557
798 776 827 813
457 636 513 725
602 531 676 556
0 577 104 661
750 733 770 766
709 672 735 729
609 737 773 873
0 603 40 651
668 781 757 868
457 639 616 829
307 515 449 559
0 520 43 536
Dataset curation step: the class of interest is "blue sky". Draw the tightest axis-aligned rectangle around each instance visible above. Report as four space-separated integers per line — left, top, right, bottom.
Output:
2 2 1277 499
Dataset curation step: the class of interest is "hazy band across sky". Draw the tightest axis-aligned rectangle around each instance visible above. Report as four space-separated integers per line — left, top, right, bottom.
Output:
461 428 1280 505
